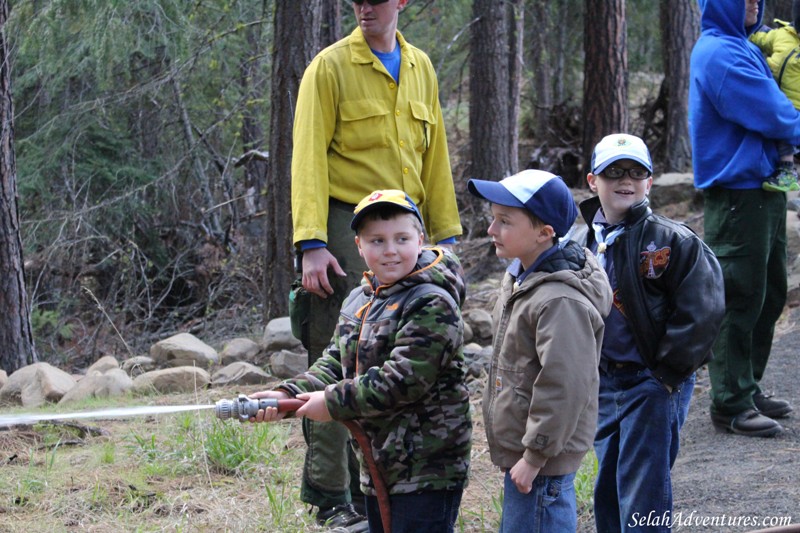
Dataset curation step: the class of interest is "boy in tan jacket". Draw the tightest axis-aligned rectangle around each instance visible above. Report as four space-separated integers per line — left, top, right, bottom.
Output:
468 170 612 532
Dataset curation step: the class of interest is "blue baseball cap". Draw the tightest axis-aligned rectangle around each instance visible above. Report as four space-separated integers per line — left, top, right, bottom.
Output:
467 170 578 237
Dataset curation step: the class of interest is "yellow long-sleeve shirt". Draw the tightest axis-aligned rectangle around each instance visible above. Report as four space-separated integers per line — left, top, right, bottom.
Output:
291 27 462 245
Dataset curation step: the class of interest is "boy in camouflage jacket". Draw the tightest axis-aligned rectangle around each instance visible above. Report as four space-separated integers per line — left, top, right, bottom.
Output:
251 190 471 533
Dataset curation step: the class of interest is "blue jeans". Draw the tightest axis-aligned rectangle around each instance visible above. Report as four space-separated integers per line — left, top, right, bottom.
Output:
594 366 695 533
499 470 577 533
363 489 463 533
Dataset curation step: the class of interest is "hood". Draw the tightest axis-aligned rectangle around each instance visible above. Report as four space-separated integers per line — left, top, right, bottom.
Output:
699 0 764 38
518 241 612 318
365 247 466 307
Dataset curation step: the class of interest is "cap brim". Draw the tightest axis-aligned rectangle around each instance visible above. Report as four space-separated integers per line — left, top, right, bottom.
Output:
350 202 421 231
468 179 525 208
594 155 653 175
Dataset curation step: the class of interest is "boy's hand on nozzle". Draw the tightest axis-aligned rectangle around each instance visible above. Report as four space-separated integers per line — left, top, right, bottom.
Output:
249 390 290 423
509 457 541 494
302 248 347 298
294 391 333 422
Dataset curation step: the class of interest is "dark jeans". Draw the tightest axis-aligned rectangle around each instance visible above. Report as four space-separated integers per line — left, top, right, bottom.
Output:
363 489 463 533
594 366 694 533
298 200 365 508
703 188 787 415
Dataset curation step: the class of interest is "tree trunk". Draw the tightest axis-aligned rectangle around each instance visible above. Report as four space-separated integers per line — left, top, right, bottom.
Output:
582 0 628 177
0 0 37 373
239 1 269 224
469 0 512 184
765 0 793 23
507 0 523 174
530 1 553 137
320 0 341 47
660 0 699 172
264 0 321 320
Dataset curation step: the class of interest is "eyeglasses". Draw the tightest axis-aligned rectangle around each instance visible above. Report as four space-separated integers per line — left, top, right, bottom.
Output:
352 0 390 5
601 166 651 180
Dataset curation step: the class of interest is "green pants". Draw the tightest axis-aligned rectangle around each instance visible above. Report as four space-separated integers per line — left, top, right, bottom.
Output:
703 188 787 415
296 199 364 508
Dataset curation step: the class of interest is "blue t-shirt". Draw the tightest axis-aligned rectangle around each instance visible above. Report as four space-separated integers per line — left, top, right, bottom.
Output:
372 40 401 82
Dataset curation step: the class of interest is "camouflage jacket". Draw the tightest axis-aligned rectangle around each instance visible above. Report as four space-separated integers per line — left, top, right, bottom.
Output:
279 247 472 495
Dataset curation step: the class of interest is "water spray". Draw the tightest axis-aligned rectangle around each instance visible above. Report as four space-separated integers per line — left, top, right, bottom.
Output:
0 395 305 428
0 394 392 531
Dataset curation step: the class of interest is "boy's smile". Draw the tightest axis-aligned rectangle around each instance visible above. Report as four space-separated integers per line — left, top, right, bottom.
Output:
355 215 424 286
587 160 653 225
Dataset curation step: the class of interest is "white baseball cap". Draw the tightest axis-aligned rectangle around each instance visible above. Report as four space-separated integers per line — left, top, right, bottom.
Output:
591 133 653 174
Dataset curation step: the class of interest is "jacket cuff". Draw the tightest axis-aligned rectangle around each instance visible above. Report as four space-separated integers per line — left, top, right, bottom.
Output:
523 448 548 469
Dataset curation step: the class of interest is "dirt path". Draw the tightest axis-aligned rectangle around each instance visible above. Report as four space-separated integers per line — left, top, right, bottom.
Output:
670 308 800 532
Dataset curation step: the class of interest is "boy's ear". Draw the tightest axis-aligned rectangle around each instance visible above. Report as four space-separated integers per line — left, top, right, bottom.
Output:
587 172 598 193
355 235 364 257
540 224 556 242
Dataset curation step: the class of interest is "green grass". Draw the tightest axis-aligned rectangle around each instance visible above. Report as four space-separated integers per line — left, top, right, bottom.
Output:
0 387 598 531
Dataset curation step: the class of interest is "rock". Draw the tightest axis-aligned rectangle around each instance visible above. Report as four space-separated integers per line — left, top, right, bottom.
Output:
86 355 119 375
132 367 211 394
220 337 262 365
121 356 156 377
59 369 134 404
262 317 302 351
212 362 273 386
463 309 494 340
0 362 77 407
150 333 219 368
649 173 702 209
463 321 474 344
463 343 493 378
269 350 307 379
0 370 6 390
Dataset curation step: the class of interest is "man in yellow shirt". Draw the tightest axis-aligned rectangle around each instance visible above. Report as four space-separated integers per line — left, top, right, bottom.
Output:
290 0 461 529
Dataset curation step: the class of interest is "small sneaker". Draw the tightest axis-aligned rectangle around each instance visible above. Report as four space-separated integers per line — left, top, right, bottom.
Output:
754 392 793 418
762 161 800 192
316 503 369 532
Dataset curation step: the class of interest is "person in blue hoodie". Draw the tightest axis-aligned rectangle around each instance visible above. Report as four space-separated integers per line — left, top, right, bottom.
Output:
689 0 797 438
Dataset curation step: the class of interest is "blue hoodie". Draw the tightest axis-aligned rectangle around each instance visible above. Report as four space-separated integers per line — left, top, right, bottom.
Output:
690 0 800 189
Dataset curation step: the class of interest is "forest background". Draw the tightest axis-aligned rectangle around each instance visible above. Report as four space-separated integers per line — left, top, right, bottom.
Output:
0 0 794 374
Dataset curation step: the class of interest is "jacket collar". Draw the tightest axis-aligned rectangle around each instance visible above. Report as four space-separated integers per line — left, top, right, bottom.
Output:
579 195 652 230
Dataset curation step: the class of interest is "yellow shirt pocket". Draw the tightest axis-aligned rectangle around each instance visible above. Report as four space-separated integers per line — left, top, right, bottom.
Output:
409 100 436 153
339 99 390 151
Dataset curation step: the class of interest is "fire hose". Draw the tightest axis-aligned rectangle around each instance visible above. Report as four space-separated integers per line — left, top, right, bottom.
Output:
215 395 392 533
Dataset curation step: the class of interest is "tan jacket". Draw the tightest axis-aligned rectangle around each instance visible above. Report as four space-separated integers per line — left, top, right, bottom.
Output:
482 243 612 476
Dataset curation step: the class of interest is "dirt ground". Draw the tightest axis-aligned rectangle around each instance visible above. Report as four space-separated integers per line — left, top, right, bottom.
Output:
667 307 800 533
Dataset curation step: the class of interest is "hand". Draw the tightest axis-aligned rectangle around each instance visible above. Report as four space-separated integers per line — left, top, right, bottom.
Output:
294 391 333 422
302 248 347 298
249 390 290 423
509 457 541 494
